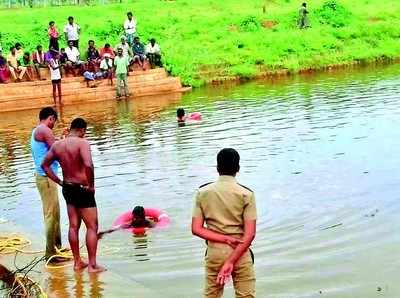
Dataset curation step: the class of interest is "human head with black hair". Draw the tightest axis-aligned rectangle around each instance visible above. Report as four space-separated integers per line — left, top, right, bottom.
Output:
127 11 133 20
133 36 140 44
37 45 43 51
302 2 307 7
15 42 22 50
68 16 74 24
104 43 110 49
131 206 147 228
150 38 156 46
70 118 87 137
49 21 55 27
217 148 240 176
176 108 185 121
39 107 58 129
88 40 95 47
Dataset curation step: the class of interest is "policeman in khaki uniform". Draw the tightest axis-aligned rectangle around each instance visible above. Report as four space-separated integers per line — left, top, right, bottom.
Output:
192 148 257 298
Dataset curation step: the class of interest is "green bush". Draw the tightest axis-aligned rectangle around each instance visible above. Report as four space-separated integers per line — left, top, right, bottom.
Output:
315 0 353 28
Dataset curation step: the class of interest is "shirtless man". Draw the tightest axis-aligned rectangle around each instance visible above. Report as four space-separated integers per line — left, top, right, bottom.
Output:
42 117 105 273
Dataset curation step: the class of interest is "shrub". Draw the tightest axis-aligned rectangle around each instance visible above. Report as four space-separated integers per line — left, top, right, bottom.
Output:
315 0 353 28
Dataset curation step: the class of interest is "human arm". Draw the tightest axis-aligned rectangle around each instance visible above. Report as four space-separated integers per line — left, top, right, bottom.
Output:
216 192 257 285
192 217 243 247
42 146 63 186
216 219 256 285
191 190 243 247
49 59 60 70
98 223 130 239
36 126 56 147
63 25 68 41
80 140 94 192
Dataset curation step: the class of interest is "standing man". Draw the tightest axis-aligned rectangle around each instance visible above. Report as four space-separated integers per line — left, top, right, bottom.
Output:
298 2 310 29
31 107 62 260
192 148 257 298
114 47 130 99
42 118 105 273
124 12 137 46
64 16 81 48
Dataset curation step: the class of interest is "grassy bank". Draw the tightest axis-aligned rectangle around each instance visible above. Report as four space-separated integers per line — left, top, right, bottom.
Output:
0 0 399 86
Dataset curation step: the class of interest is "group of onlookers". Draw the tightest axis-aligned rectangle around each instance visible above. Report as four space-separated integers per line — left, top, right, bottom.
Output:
0 12 163 87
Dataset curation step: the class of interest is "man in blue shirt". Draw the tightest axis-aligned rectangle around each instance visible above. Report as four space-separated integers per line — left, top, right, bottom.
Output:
132 36 146 70
31 107 63 259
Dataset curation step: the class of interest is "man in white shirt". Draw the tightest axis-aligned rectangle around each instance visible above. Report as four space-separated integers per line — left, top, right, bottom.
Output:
124 12 136 46
99 54 113 85
64 16 81 48
145 38 162 68
115 36 132 61
65 40 83 76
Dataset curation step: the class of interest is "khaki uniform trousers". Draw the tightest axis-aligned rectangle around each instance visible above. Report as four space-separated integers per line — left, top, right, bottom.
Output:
205 242 255 298
35 174 61 258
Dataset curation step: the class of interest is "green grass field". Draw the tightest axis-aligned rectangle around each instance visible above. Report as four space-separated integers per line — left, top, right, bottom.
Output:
1 0 399 86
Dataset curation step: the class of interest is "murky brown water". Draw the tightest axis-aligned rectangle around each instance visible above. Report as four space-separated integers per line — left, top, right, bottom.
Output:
1 64 400 297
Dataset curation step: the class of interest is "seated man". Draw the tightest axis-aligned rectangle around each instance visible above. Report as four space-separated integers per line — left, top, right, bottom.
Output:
132 36 146 70
65 40 84 76
115 36 132 61
32 45 47 80
15 42 24 60
145 38 162 69
0 49 9 83
86 40 100 72
21 52 34 81
83 70 101 88
7 46 27 82
99 43 115 59
99 54 113 85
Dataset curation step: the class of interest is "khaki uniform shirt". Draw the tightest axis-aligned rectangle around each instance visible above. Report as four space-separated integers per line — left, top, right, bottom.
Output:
193 175 257 236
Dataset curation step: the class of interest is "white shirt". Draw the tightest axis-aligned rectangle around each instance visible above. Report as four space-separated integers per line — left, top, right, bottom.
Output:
63 23 80 41
115 43 131 58
49 59 61 80
124 18 136 35
65 46 80 63
145 43 161 55
100 59 113 70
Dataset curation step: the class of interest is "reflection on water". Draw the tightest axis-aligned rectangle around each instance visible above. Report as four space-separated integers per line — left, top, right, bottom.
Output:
133 234 150 262
46 269 105 298
1 64 400 297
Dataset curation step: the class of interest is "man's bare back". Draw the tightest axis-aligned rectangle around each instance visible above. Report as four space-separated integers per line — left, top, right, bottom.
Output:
51 136 93 186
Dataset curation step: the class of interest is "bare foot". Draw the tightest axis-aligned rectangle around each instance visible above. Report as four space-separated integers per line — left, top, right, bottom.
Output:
74 260 88 272
88 264 106 273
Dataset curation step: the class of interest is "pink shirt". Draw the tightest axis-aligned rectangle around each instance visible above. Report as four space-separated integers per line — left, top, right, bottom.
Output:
48 26 59 39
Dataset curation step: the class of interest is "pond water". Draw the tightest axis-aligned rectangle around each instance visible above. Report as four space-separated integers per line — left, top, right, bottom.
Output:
1 64 400 297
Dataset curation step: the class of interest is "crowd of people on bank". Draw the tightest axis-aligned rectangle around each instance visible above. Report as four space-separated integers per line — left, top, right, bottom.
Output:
0 12 163 99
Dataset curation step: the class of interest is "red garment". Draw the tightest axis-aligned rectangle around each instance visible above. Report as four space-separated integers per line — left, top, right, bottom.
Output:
0 67 9 83
32 51 45 64
48 26 59 39
100 47 115 59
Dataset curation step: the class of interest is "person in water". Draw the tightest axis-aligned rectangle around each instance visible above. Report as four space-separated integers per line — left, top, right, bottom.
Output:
97 206 155 238
177 108 202 123
177 108 186 122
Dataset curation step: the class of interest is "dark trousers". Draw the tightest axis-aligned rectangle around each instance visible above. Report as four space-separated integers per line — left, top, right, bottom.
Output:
49 37 59 51
147 53 162 68
69 39 79 49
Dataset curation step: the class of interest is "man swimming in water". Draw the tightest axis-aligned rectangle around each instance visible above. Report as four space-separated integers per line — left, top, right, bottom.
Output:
42 118 105 273
97 206 155 238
